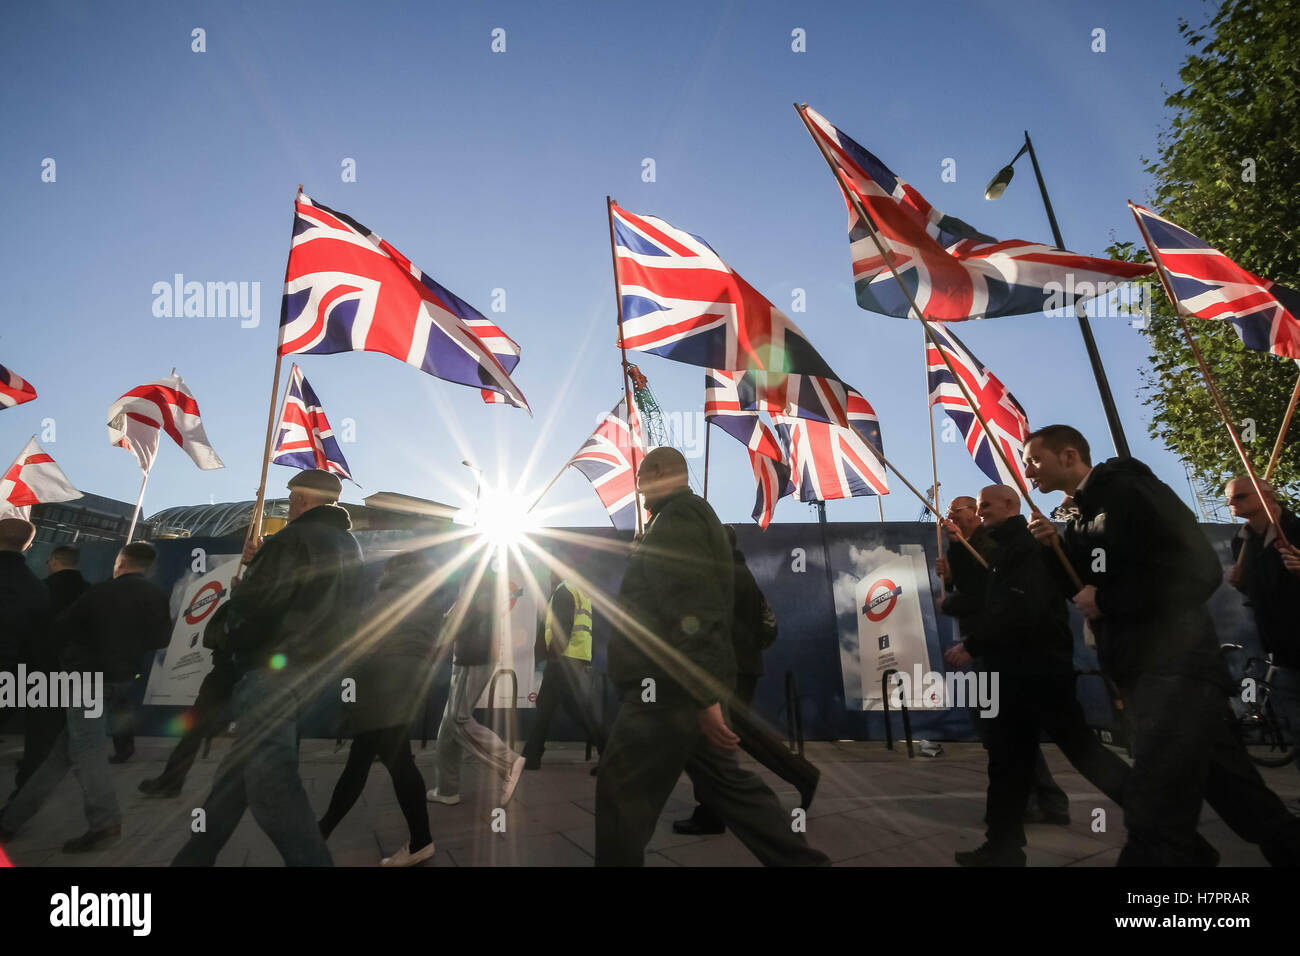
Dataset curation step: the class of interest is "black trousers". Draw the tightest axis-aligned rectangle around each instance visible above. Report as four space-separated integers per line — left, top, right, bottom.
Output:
15 707 65 793
155 666 235 788
595 693 829 866
320 724 432 851
522 658 605 764
984 673 1131 848
1119 673 1300 867
688 674 820 828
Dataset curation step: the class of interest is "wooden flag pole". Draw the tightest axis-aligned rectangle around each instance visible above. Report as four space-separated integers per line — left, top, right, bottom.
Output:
1264 370 1300 481
607 196 644 535
924 328 945 596
796 103 1074 586
1128 203 1289 548
244 186 302 552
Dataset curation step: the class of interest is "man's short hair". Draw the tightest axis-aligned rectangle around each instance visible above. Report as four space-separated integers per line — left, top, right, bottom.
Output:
1025 424 1092 466
641 446 688 478
118 542 158 571
1227 475 1274 499
979 484 1022 511
50 545 80 566
0 518 36 551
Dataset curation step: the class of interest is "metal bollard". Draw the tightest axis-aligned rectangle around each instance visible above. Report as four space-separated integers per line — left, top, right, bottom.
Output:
486 668 519 753
881 669 914 758
784 670 805 757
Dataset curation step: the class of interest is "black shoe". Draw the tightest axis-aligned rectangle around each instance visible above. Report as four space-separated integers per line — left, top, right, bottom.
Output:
954 841 1026 867
672 817 726 836
108 750 134 765
138 777 181 798
798 767 821 812
589 764 599 777
62 825 122 854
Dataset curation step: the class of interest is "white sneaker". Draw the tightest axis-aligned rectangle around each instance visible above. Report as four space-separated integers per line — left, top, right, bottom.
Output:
427 789 461 805
501 756 526 806
381 841 436 867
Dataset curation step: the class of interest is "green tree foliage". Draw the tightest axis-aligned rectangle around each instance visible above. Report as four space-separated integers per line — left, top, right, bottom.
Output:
1113 0 1300 509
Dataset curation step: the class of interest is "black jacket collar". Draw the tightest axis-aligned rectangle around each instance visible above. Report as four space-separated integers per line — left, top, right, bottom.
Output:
988 514 1028 544
291 503 352 531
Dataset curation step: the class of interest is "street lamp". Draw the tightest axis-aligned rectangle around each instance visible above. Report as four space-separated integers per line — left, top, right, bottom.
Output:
984 131 1131 458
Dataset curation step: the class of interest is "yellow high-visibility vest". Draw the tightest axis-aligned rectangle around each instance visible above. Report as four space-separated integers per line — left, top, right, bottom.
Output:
544 582 592 662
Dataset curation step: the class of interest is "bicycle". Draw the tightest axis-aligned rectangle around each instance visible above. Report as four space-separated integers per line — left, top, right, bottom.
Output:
1220 643 1298 768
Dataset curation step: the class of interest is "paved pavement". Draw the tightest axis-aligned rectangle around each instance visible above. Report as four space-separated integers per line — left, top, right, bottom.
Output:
2 736 1297 866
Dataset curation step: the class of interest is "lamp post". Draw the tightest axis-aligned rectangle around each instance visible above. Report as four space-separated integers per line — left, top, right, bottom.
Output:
985 132 1131 458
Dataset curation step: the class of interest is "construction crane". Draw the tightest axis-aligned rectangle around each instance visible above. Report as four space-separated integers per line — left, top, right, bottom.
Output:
627 364 669 449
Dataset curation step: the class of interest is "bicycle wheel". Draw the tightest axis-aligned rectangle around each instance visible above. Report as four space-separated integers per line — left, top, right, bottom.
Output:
1240 704 1298 768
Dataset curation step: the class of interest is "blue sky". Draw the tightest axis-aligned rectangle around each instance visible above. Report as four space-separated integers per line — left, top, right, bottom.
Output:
1 0 1223 528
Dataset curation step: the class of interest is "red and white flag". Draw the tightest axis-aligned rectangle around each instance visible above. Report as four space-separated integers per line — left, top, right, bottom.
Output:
0 364 37 410
107 372 224 472
0 437 82 518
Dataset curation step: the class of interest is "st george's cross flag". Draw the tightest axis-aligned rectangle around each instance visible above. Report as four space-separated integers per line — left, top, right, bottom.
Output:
800 105 1155 321
1129 202 1300 360
0 437 81 518
567 396 647 531
0 365 37 410
926 324 1031 493
279 193 530 411
271 364 354 482
611 203 855 398
107 372 225 472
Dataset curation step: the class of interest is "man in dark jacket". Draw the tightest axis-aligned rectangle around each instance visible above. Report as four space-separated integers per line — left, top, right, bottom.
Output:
14 546 90 793
1225 476 1300 773
1025 425 1300 866
950 485 1130 866
1 541 171 853
428 563 526 808
173 469 366 867
320 550 437 866
673 525 821 835
0 520 53 797
938 496 1069 825
595 447 828 866
138 644 236 798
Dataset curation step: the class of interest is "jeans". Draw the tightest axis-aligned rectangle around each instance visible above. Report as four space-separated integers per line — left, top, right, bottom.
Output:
2 680 133 834
984 674 1130 848
434 663 521 797
172 667 332 867
1119 672 1300 866
595 693 829 867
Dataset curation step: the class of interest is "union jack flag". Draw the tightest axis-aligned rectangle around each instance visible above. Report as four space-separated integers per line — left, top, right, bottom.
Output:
568 396 646 531
776 415 889 503
271 364 355 482
1 437 81 518
1129 202 1300 360
106 372 224 472
705 369 783 458
801 106 1155 321
926 324 1031 493
749 447 792 530
279 193 530 411
0 365 36 410
611 202 846 383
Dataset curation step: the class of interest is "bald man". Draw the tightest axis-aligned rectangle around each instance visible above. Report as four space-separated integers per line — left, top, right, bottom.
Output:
953 485 1130 866
1226 477 1300 775
596 447 827 866
938 492 1070 827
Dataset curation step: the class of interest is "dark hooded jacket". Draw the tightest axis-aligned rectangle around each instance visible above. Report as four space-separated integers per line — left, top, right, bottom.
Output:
609 488 735 707
58 573 172 682
1231 508 1300 668
0 551 50 670
963 515 1073 677
220 503 367 672
349 563 440 732
1055 457 1230 692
